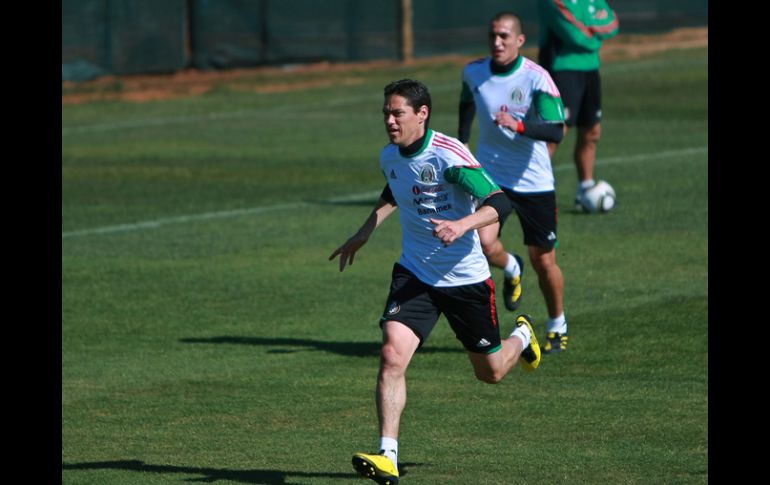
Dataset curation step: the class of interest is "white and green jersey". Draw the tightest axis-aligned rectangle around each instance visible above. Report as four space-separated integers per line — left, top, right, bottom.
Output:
380 129 497 287
462 56 564 192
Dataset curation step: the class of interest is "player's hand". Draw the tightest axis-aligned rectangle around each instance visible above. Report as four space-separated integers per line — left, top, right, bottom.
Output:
329 235 368 272
430 218 466 246
494 112 521 132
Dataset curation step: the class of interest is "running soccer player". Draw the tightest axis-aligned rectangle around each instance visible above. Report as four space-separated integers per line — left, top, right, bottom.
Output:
330 78 541 485
458 12 570 354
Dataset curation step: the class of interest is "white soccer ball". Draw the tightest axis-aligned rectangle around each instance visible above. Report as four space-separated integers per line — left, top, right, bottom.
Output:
577 180 616 213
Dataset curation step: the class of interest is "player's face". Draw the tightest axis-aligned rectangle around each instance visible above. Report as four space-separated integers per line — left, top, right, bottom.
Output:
488 18 525 65
383 94 428 147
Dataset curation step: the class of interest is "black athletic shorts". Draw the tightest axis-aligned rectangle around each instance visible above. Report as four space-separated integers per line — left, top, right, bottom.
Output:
499 189 558 249
380 263 502 354
551 69 602 127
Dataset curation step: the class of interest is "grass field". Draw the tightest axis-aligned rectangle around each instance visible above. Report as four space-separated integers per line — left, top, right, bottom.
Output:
62 44 708 484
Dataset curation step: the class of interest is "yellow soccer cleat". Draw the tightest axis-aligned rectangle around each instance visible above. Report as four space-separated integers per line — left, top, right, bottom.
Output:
503 255 524 311
542 331 569 354
515 314 541 371
352 452 399 484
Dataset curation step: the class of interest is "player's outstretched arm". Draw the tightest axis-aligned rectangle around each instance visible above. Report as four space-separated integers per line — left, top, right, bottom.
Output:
329 196 398 272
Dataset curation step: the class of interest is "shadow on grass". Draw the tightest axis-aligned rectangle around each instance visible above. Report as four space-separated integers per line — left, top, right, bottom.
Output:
179 336 463 357
62 459 425 484
61 459 352 484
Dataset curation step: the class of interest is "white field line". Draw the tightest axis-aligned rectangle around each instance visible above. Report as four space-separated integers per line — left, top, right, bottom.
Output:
554 146 707 172
61 202 308 238
62 146 706 238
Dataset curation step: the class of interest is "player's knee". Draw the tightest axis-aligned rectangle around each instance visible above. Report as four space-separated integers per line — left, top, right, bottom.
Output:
479 237 497 257
585 123 601 142
380 342 409 373
529 251 548 270
477 228 499 256
530 252 560 279
474 367 505 384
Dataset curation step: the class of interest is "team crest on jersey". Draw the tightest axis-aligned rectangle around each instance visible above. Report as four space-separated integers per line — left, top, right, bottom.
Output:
386 301 401 316
510 88 524 105
419 164 437 184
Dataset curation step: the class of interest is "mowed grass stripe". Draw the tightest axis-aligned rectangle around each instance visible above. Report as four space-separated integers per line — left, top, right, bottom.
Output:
61 146 706 238
61 83 462 135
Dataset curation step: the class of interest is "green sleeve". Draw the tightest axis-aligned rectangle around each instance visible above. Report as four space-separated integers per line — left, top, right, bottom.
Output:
538 0 602 52
444 166 500 199
534 91 565 122
590 0 619 41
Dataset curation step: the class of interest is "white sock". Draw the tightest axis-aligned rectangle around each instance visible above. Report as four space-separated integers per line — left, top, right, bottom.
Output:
510 323 531 349
380 437 398 466
579 179 596 191
546 313 567 334
503 253 520 278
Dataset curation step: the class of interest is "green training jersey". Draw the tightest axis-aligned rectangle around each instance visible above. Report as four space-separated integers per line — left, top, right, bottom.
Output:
538 0 619 71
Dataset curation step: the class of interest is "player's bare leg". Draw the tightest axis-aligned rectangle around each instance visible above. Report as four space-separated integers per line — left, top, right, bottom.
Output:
528 245 564 319
478 223 508 269
478 223 524 311
468 314 541 382
574 123 601 184
353 321 419 484
528 245 569 354
377 321 420 440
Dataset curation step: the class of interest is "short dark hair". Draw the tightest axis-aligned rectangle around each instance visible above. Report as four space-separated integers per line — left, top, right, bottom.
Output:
383 79 432 126
491 11 523 33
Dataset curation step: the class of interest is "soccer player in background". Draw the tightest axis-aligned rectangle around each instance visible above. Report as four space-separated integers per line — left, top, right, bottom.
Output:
458 12 570 354
537 0 619 209
330 79 541 485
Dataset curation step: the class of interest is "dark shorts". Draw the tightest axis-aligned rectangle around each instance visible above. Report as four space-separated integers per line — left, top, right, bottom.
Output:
551 69 602 127
380 263 502 354
500 189 558 249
